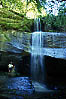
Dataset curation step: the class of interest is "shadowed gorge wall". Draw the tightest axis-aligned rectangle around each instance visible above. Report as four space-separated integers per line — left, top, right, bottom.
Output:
45 56 66 86
0 51 31 76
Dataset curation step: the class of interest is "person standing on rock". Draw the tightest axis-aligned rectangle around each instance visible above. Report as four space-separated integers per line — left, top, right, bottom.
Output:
8 61 14 73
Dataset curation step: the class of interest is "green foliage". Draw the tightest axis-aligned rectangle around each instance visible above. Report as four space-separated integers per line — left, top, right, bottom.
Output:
0 0 45 35
42 0 66 32
0 8 22 20
1 0 45 16
27 0 46 13
0 7 33 32
42 13 66 32
0 3 33 41
0 0 66 34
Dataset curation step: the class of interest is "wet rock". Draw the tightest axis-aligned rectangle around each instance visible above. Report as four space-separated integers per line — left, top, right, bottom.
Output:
0 76 34 96
0 31 31 53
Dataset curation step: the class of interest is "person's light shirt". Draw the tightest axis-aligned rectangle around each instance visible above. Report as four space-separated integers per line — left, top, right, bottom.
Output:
8 64 13 68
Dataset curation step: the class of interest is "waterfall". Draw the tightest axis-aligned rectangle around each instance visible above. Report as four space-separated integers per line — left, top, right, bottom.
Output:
34 18 41 32
31 18 45 82
31 18 54 92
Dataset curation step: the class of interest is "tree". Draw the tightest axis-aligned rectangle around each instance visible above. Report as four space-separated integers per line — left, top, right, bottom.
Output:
0 0 46 19
41 0 66 32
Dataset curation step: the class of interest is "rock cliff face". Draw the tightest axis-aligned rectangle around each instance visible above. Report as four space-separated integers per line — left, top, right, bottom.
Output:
0 32 31 76
0 31 66 76
0 31 31 52
0 32 66 53
0 6 66 81
0 51 31 76
0 7 33 52
45 56 66 88
43 32 66 48
0 33 31 76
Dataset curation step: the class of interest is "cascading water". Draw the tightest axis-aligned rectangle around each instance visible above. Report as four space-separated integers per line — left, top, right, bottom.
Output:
31 18 54 92
31 18 66 92
31 18 45 83
31 32 44 82
34 18 41 31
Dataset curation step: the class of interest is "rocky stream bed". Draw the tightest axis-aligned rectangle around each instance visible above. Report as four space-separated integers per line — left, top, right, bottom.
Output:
0 74 66 99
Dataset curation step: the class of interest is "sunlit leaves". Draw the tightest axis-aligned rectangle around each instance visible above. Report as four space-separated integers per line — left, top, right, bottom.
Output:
42 13 66 32
0 7 33 33
1 0 46 19
25 1 46 18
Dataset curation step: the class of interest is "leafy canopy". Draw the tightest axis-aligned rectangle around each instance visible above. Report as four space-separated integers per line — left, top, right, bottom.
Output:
0 0 46 19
